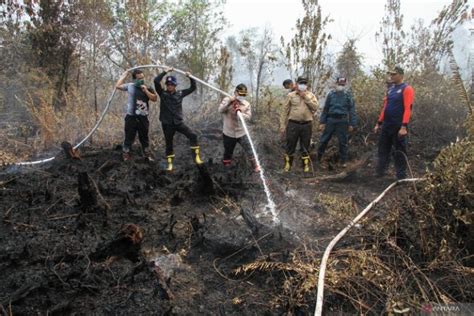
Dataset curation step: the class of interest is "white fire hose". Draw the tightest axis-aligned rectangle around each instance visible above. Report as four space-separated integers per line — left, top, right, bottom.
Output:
14 64 232 166
314 177 426 316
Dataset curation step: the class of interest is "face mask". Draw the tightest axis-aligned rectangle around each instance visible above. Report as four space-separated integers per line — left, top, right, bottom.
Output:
134 79 145 87
236 96 245 102
298 84 307 92
336 85 345 92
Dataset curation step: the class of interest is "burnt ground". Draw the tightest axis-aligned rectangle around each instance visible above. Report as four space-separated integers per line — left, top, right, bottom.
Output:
0 129 432 315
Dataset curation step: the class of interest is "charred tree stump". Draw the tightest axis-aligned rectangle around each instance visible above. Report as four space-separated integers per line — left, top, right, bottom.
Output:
77 172 110 217
61 141 81 160
196 164 214 195
78 172 98 209
90 223 143 262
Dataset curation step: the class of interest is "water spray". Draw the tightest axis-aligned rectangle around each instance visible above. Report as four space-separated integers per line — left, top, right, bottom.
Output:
237 111 278 222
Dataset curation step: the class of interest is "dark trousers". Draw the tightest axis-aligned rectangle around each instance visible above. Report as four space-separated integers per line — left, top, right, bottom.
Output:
317 119 349 162
162 122 198 156
376 125 408 179
285 120 312 156
124 115 149 152
223 134 252 161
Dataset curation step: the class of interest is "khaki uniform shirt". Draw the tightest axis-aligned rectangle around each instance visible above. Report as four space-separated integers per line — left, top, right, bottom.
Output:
280 91 319 129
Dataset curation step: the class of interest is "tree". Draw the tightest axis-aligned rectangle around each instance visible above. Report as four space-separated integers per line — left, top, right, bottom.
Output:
0 1 84 107
375 0 406 69
72 0 113 144
281 0 332 96
216 46 233 94
108 0 172 68
168 0 226 101
238 26 278 116
405 0 468 73
335 39 363 81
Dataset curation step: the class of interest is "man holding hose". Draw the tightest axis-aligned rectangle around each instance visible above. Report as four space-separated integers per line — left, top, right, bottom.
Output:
218 84 260 172
116 69 157 162
154 67 204 171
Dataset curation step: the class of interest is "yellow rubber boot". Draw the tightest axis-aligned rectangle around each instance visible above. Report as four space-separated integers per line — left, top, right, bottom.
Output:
190 146 204 164
166 154 175 171
283 155 293 172
302 156 310 173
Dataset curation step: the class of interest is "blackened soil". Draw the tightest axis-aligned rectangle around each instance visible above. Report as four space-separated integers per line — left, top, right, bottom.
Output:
0 132 428 315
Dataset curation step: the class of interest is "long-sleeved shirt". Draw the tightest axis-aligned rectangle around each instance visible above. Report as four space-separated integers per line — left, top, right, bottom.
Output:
154 71 196 125
377 83 414 127
280 91 319 129
218 97 251 138
320 90 357 126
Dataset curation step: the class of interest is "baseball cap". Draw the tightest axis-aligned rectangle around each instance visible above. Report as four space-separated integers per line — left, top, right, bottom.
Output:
235 83 248 96
296 76 308 84
336 77 347 85
387 66 404 75
165 76 177 85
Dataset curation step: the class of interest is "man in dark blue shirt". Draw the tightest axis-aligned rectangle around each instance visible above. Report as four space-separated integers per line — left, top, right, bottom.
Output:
317 77 357 167
154 67 203 171
374 66 414 179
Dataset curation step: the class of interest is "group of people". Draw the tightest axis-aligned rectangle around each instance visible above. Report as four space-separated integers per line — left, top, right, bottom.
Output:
115 67 257 172
279 75 356 173
279 66 414 180
115 65 414 180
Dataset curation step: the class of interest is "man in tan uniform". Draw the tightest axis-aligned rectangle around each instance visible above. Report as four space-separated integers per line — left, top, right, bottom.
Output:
279 76 319 173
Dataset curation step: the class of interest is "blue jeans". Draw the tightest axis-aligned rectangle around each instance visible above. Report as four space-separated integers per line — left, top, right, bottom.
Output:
317 118 349 162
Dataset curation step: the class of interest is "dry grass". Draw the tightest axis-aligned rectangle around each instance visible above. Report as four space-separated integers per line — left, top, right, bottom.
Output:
232 101 473 313
1 79 130 162
234 132 473 314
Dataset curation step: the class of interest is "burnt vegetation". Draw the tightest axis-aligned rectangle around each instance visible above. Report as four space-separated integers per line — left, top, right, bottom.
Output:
1 0 473 315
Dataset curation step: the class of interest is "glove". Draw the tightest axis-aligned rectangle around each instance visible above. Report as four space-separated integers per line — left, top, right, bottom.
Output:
232 101 240 113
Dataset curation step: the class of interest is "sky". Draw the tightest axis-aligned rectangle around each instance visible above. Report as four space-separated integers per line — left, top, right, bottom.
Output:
223 0 474 69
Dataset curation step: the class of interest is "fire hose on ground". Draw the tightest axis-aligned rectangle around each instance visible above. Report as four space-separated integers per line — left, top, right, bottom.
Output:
313 177 427 316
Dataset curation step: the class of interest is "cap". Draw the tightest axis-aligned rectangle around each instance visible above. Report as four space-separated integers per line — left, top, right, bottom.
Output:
296 76 308 84
387 66 404 75
165 76 178 85
235 83 248 96
336 77 347 85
